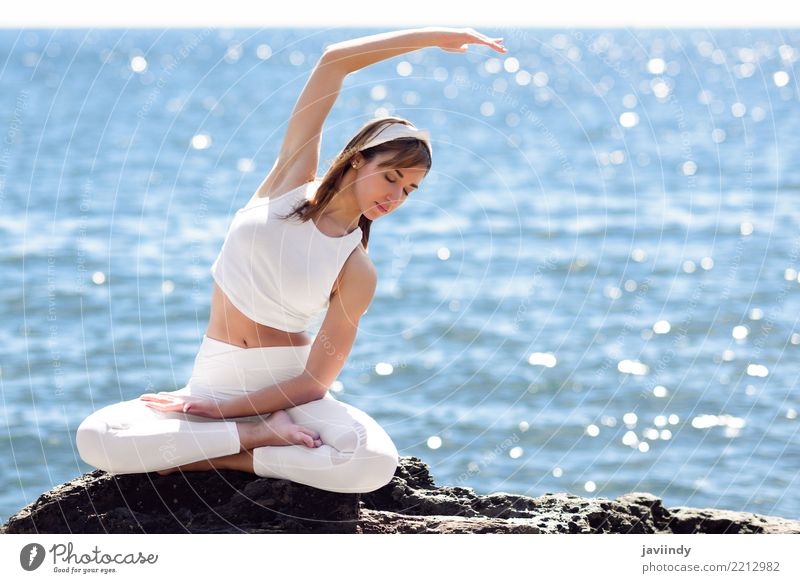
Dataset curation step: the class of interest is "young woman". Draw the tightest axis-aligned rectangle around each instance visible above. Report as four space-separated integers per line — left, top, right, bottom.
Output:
76 27 506 494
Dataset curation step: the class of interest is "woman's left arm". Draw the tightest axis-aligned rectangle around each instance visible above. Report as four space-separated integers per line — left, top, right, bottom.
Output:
323 26 506 75
219 252 378 418
139 373 321 418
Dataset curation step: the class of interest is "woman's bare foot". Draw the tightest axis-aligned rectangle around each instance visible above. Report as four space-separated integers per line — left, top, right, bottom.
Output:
155 413 321 476
238 410 323 450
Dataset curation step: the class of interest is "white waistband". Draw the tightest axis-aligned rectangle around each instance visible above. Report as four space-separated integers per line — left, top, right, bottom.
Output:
198 334 312 369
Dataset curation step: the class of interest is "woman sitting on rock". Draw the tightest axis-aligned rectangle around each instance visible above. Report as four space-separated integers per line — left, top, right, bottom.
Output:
76 27 506 493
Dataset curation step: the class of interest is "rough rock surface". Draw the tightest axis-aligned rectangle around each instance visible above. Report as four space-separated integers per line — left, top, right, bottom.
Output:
3 456 797 534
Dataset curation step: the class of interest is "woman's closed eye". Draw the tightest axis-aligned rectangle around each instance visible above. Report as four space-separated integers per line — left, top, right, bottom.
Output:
385 174 409 196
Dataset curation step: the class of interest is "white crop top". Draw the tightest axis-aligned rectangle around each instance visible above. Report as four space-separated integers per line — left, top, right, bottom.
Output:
210 178 363 333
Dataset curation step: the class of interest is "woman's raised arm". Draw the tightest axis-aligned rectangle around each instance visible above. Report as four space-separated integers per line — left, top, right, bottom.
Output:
257 27 505 198
323 26 505 74
255 53 349 197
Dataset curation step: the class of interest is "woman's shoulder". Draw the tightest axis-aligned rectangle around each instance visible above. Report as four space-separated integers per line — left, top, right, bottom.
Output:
241 175 317 212
331 244 376 301
344 244 376 284
250 166 323 201
256 177 316 201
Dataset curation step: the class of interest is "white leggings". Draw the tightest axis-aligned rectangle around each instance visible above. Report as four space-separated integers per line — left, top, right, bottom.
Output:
76 335 399 493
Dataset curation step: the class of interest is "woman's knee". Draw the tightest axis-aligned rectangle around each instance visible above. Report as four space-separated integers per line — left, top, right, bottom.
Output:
334 420 399 492
76 414 113 472
344 445 399 493
76 406 143 473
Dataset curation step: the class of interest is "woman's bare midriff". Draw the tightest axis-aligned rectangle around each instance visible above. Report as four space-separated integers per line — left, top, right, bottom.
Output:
206 281 313 349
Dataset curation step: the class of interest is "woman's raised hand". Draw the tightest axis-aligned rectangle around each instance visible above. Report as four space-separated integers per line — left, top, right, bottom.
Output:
431 27 506 54
138 392 225 418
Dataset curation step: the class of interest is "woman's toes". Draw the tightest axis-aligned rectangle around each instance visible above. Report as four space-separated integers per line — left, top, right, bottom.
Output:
298 426 316 437
301 432 323 448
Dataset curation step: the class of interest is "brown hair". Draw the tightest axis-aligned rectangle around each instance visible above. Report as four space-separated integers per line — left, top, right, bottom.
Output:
276 116 432 252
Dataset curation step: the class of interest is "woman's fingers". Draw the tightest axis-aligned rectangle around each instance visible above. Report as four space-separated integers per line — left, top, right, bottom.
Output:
142 395 185 412
142 395 219 418
143 402 176 412
474 34 505 52
142 399 176 407
140 396 169 403
139 393 176 402
143 398 176 408
465 29 506 52
434 27 506 54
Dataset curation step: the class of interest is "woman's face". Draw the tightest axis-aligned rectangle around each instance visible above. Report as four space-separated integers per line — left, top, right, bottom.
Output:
350 152 428 219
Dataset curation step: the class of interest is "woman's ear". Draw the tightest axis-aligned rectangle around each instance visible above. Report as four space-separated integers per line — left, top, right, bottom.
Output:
350 153 365 169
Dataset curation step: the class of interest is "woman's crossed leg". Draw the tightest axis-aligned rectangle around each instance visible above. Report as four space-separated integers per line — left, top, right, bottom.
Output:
76 390 398 494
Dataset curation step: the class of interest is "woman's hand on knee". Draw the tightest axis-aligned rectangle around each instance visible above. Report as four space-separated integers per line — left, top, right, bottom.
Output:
138 392 224 418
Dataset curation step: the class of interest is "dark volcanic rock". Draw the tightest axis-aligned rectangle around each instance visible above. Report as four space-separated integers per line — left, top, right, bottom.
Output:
3 456 798 534
1 468 359 534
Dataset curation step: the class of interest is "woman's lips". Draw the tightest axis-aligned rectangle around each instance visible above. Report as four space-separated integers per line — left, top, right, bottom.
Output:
375 202 387 213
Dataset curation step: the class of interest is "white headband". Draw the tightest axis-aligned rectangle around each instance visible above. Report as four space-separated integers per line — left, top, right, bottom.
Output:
357 122 432 157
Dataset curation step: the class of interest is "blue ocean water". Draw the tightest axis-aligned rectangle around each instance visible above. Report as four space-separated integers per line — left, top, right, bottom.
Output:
1 27 799 524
